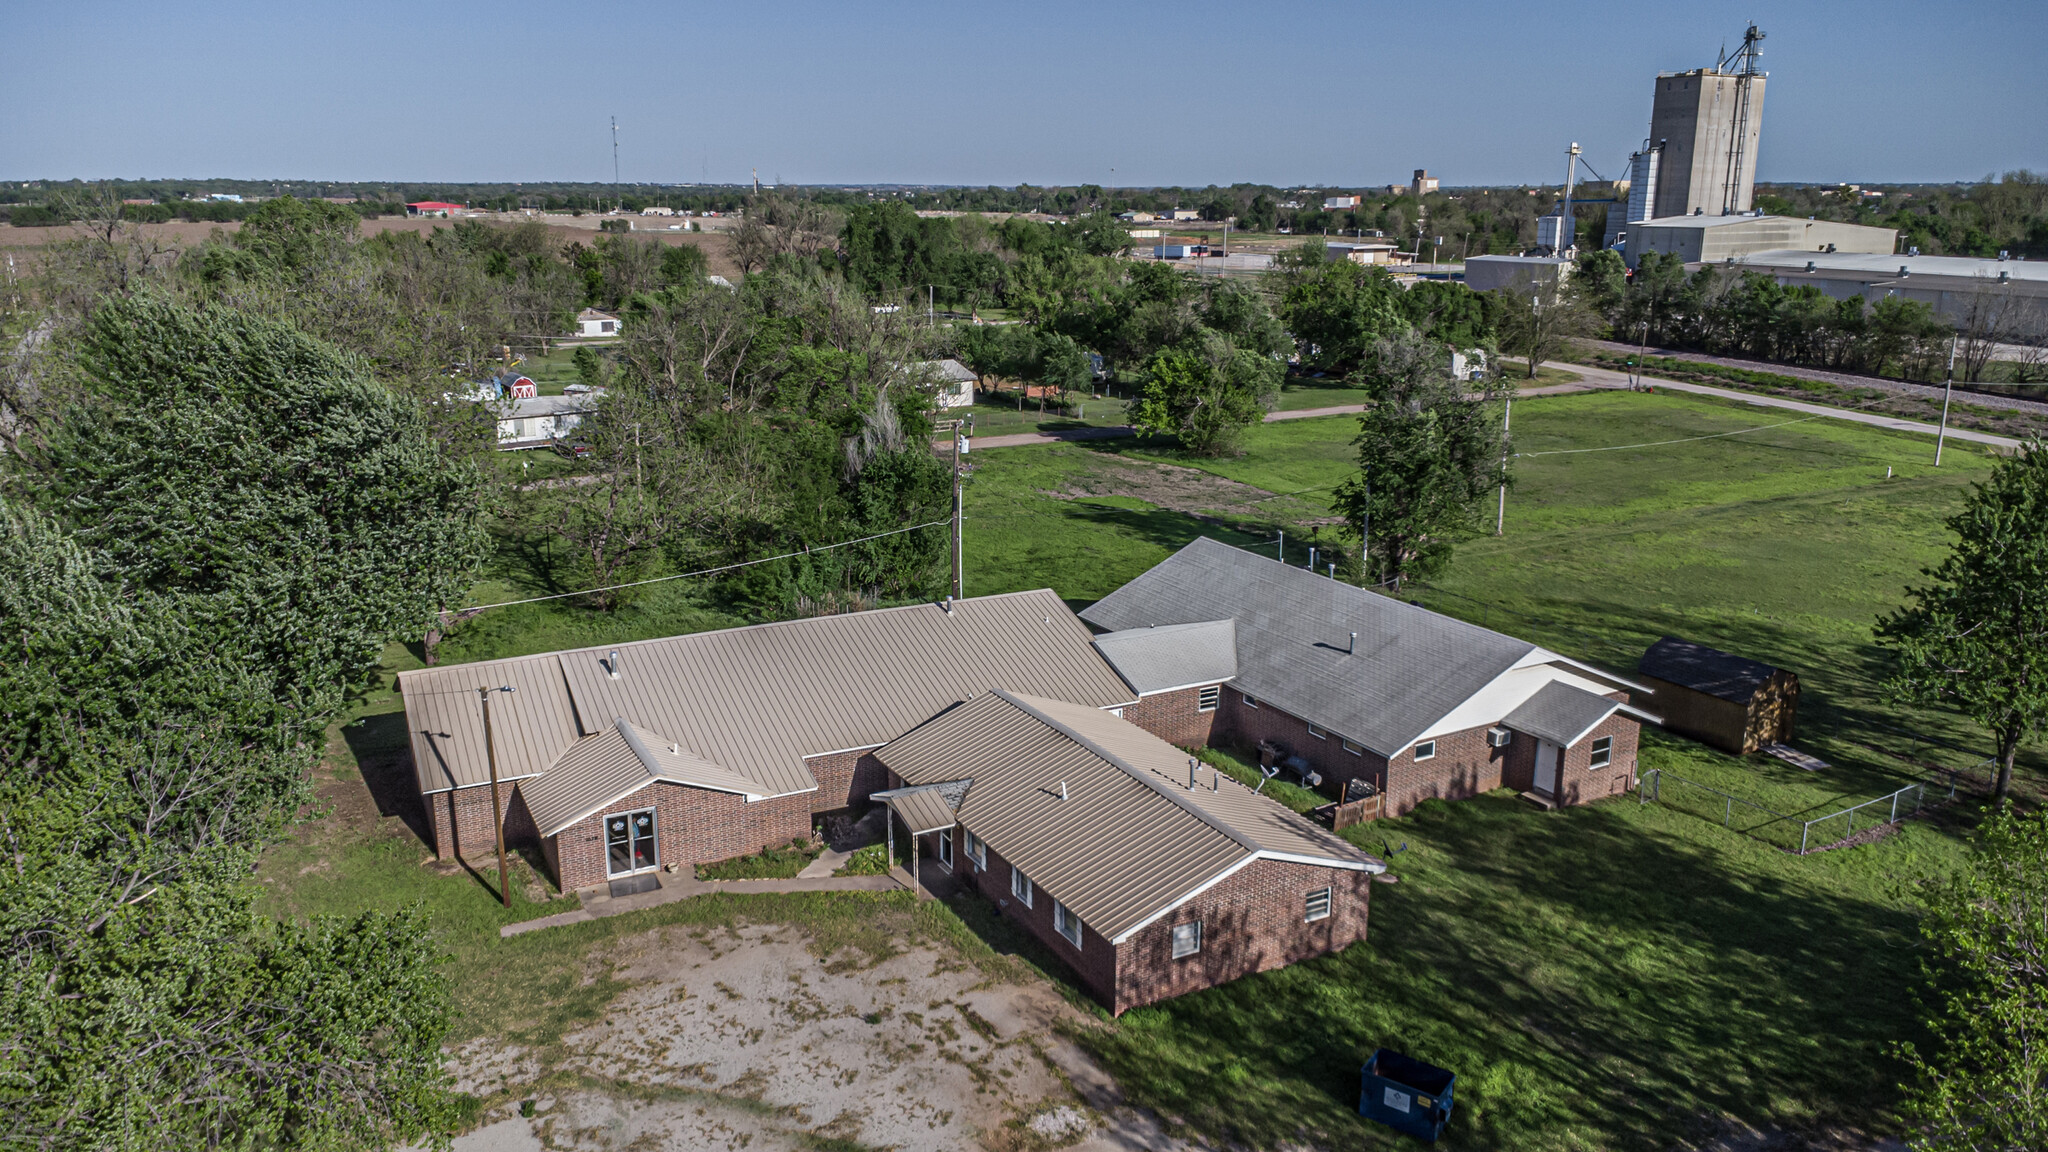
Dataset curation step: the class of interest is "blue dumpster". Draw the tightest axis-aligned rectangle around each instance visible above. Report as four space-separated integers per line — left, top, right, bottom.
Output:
1359 1048 1454 1142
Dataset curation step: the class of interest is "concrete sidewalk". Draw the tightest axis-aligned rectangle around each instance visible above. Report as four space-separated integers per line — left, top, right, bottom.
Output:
499 870 906 938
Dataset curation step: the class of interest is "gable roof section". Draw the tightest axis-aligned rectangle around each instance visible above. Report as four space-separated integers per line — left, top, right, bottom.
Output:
1639 636 1780 704
875 691 1378 943
520 719 780 837
399 588 1136 799
403 653 583 794
1502 681 1624 749
1093 619 1238 695
1081 537 1537 756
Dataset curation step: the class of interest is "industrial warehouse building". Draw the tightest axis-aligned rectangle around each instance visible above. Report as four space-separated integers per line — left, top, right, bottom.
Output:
1621 214 1897 267
398 540 1654 1011
1728 250 2048 325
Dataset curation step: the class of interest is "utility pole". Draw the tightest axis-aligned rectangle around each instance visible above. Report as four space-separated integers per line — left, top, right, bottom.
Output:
611 117 621 212
1561 142 1581 255
1496 397 1512 535
479 685 516 908
1935 333 1957 466
936 417 969 599
1633 320 1650 388
1360 486 1370 584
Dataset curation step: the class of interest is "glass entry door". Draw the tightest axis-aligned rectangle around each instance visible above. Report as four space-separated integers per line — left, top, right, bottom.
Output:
606 808 658 877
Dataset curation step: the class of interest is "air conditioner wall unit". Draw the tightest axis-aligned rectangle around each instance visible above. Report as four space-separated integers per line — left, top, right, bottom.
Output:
1486 727 1514 748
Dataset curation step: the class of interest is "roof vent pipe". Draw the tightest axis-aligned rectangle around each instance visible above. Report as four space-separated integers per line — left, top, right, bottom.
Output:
1059 781 1068 802
1349 631 1358 654
1189 758 1199 789
607 650 621 680
943 595 954 615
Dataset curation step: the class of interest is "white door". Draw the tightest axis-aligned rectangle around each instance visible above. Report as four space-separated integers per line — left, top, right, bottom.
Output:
1535 742 1561 796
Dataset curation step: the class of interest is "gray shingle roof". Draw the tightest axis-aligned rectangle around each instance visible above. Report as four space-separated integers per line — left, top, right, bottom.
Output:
1501 681 1621 748
1638 637 1781 704
875 691 1379 943
1081 538 1538 756
1092 619 1238 695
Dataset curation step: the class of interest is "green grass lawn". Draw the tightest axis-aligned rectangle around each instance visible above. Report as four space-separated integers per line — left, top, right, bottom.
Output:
962 390 1133 435
265 383 2028 1150
694 838 823 880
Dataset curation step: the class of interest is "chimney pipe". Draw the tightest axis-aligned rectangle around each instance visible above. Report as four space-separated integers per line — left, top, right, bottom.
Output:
607 649 621 680
1059 780 1068 802
1348 631 1358 654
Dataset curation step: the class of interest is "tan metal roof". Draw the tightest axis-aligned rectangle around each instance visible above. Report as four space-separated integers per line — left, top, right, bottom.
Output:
397 589 1137 801
876 692 1380 944
874 783 963 835
520 719 778 837
402 654 584 794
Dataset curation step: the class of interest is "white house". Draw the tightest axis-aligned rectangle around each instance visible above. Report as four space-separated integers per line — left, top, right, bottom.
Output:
918 359 979 409
1324 195 1361 211
573 308 621 338
496 393 603 449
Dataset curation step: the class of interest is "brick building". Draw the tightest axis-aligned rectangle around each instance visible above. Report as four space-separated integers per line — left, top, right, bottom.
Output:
1082 538 1658 815
874 691 1382 1015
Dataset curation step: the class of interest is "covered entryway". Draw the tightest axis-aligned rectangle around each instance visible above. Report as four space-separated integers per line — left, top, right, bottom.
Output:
872 782 967 899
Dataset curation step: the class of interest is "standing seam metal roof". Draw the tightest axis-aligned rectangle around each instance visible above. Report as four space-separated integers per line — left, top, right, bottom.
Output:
1081 538 1538 757
398 589 1137 802
875 691 1378 942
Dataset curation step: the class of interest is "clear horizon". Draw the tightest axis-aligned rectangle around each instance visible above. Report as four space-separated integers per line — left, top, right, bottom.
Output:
5 0 2042 189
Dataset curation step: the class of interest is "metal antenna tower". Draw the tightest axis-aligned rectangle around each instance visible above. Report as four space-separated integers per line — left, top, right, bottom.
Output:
611 116 621 208
1718 24 1765 215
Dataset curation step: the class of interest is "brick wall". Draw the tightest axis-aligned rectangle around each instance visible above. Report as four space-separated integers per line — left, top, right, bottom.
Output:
953 836 1120 1009
1113 857 1373 1015
1548 709 1641 807
1119 684 1223 748
1384 723 1511 816
1212 689 1384 799
546 782 812 892
428 781 542 861
803 748 889 814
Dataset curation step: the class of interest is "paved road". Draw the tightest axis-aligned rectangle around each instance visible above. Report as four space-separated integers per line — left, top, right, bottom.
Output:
1586 338 2048 418
1568 360 2024 450
964 382 1593 449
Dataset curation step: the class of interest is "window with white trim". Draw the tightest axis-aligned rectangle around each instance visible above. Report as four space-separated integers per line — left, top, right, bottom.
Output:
1109 707 1124 718
1413 741 1437 761
1011 866 1034 907
1589 736 1613 768
1341 738 1364 756
964 830 986 868
1170 921 1202 959
1243 693 1259 709
937 828 953 868
1054 901 1084 948
1307 723 1327 740
1305 887 1333 922
1198 685 1220 712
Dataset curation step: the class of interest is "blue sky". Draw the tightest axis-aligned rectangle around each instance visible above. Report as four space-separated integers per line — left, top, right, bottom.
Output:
3 1 2041 187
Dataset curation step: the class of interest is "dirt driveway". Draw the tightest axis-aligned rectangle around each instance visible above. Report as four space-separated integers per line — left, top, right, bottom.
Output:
445 920 1198 1152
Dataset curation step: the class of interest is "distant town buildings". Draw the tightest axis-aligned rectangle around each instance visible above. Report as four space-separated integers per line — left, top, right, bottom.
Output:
1411 170 1439 197
1323 195 1361 211
405 201 465 217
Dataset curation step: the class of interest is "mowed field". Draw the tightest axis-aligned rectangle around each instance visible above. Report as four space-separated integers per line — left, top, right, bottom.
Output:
266 386 2019 1150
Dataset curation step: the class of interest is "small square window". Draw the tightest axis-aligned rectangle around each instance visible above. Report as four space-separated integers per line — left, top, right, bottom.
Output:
1589 736 1614 768
1011 867 1033 908
1341 738 1363 756
1054 901 1083 949
1243 694 1259 709
1305 887 1333 922
1307 723 1327 740
1171 921 1202 959
1414 741 1437 761
1198 685 1220 712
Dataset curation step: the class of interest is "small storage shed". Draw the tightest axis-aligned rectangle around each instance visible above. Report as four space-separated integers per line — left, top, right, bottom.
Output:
1636 636 1798 755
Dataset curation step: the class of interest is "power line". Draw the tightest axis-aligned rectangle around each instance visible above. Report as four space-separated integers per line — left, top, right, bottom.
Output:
1515 412 1831 457
455 519 951 613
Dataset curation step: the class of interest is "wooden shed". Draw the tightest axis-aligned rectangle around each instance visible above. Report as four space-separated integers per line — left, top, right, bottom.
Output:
1635 637 1799 756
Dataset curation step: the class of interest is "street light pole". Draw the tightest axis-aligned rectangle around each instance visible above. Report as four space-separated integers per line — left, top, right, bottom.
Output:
479 685 516 908
1935 334 1957 466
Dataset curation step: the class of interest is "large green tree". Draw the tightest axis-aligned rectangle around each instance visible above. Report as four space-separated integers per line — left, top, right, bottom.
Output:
1332 333 1512 585
1877 442 2048 802
1271 246 1406 377
1896 807 2048 1150
24 295 491 717
1131 335 1280 456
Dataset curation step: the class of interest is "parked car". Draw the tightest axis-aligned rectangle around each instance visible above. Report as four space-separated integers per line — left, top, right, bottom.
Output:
553 439 592 460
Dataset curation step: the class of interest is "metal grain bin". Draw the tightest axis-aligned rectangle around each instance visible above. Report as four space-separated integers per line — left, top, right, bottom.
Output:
1358 1048 1455 1142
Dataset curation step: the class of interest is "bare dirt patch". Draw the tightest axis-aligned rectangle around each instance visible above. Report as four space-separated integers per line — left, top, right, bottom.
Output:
447 922 1200 1152
1039 454 1333 526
